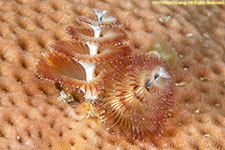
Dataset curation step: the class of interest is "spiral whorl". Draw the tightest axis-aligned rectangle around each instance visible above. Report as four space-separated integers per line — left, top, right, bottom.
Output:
35 8 131 99
98 53 174 140
34 8 175 142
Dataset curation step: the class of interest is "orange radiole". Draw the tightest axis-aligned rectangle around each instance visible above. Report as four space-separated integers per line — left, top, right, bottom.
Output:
35 8 175 142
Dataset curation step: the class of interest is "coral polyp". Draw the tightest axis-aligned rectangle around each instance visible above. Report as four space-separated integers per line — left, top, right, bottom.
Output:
97 53 174 140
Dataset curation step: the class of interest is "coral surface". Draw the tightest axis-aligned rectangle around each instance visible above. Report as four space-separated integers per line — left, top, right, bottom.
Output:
0 0 224 150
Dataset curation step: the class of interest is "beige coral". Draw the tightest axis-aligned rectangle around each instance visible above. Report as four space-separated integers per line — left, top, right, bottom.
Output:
0 0 224 150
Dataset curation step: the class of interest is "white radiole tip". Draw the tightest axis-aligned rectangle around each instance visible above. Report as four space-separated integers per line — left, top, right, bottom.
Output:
86 42 98 56
159 67 171 79
87 23 102 38
79 61 96 82
92 9 108 22
79 61 97 99
80 87 98 100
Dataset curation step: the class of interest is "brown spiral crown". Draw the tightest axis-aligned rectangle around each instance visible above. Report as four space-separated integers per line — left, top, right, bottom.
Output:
35 8 132 99
34 8 175 142
97 52 174 140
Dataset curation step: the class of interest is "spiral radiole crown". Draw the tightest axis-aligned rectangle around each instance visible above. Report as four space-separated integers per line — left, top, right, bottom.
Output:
97 53 174 140
34 8 175 142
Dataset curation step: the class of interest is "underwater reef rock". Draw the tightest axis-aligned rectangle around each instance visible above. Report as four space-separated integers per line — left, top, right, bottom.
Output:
0 1 224 150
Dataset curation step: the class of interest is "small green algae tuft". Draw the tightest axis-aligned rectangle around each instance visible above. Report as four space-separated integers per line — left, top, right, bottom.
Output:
147 36 178 65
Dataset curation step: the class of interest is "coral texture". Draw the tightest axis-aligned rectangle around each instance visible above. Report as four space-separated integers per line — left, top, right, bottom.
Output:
0 0 224 150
